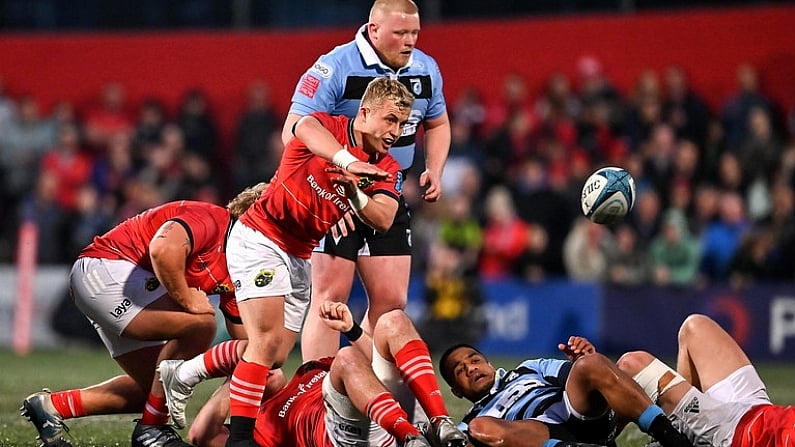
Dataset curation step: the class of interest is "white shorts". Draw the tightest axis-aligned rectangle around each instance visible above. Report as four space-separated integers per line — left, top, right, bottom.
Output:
69 257 167 357
226 221 311 333
322 374 386 447
668 365 770 447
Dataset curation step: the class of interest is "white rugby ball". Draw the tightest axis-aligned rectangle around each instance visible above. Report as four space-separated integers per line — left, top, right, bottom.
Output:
581 166 636 225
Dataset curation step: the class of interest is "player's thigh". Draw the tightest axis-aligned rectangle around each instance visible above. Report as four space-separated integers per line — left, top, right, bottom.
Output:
310 251 357 302
677 314 752 391
114 344 168 391
357 254 411 309
124 294 216 340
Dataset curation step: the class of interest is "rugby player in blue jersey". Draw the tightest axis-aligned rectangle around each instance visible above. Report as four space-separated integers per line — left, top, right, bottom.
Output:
439 339 694 447
281 0 451 370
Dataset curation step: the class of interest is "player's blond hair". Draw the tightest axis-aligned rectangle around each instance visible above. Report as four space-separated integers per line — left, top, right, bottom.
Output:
361 77 415 114
369 0 419 21
227 182 268 218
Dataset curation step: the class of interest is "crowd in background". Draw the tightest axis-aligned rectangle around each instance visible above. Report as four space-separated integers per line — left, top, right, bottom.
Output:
1 58 794 309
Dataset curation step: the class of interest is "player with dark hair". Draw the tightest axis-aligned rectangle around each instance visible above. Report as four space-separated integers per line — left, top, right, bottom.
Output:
438 341 694 447
20 183 268 447
617 313 795 446
158 301 467 447
224 77 415 446
282 0 451 366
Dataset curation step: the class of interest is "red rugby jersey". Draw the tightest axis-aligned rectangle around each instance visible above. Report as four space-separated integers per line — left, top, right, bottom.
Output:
239 112 402 259
78 200 238 318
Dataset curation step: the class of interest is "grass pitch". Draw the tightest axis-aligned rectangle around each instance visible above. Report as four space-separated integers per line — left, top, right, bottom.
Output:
1 349 793 447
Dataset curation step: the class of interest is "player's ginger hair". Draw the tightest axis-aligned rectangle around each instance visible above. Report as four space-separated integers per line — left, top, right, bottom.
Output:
361 77 415 114
369 0 418 21
227 182 268 218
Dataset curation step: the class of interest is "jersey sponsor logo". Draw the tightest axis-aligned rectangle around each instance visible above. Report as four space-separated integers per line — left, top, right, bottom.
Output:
307 174 350 212
110 298 133 319
254 269 275 287
336 422 363 436
357 176 374 190
310 61 333 78
278 371 326 417
212 283 232 294
145 277 160 291
298 74 321 99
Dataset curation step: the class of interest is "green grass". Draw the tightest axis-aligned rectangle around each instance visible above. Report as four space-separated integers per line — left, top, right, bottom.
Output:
1 349 793 446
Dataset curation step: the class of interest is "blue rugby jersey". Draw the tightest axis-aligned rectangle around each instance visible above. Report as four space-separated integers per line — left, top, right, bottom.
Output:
288 25 447 169
459 358 573 431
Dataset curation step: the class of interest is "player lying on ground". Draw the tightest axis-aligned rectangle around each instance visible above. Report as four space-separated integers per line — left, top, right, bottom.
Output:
439 339 694 447
616 313 795 446
158 301 467 447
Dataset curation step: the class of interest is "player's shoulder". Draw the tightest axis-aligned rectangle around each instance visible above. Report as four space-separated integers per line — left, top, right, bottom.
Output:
408 48 442 72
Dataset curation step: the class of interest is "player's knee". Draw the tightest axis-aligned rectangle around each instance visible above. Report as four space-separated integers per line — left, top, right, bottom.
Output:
373 309 412 337
616 351 655 376
571 352 615 383
678 313 711 345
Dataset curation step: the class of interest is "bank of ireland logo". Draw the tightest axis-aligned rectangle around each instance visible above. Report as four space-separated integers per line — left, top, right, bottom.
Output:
409 78 422 96
254 269 276 287
145 277 160 291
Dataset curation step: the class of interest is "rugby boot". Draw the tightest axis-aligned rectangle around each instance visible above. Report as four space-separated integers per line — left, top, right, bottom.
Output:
20 389 73 447
158 359 194 430
430 416 468 447
131 420 191 447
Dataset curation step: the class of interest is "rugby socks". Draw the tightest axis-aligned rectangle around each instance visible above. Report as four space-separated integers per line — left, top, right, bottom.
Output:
393 339 449 419
227 360 269 443
229 360 269 419
177 339 242 386
50 389 84 419
140 393 169 425
638 404 693 447
366 392 421 442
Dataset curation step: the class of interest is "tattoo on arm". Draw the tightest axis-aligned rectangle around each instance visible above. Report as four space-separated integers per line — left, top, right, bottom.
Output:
155 221 175 239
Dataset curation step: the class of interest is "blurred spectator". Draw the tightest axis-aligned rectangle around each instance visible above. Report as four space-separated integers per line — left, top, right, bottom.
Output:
648 209 701 287
715 151 746 194
140 123 187 200
0 93 57 260
451 86 488 142
91 131 139 209
640 123 677 202
174 151 221 202
576 55 624 131
232 81 280 193
484 106 536 188
662 65 710 148
19 171 67 263
624 69 663 151
63 184 114 260
512 157 577 276
534 72 580 149
483 72 535 139
478 186 537 279
418 241 487 353
720 64 777 149
628 188 662 249
39 123 94 211
562 217 613 282
437 194 483 262
0 75 18 130
133 97 167 149
727 230 778 288
699 190 750 281
689 183 720 236
177 88 218 164
604 224 649 286
83 81 134 152
749 181 795 280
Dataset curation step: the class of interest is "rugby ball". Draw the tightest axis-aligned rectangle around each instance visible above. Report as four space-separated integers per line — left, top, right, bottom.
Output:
581 166 636 225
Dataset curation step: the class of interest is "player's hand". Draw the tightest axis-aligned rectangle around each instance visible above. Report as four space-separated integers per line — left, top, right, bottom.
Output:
419 169 442 202
558 336 595 360
346 160 392 180
330 211 356 238
184 288 216 315
326 165 362 195
318 301 355 333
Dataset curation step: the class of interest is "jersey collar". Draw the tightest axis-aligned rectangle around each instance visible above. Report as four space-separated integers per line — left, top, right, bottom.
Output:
355 24 414 74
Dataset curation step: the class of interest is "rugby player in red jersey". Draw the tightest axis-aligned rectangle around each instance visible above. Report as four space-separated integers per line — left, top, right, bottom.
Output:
223 77 415 446
21 183 267 447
